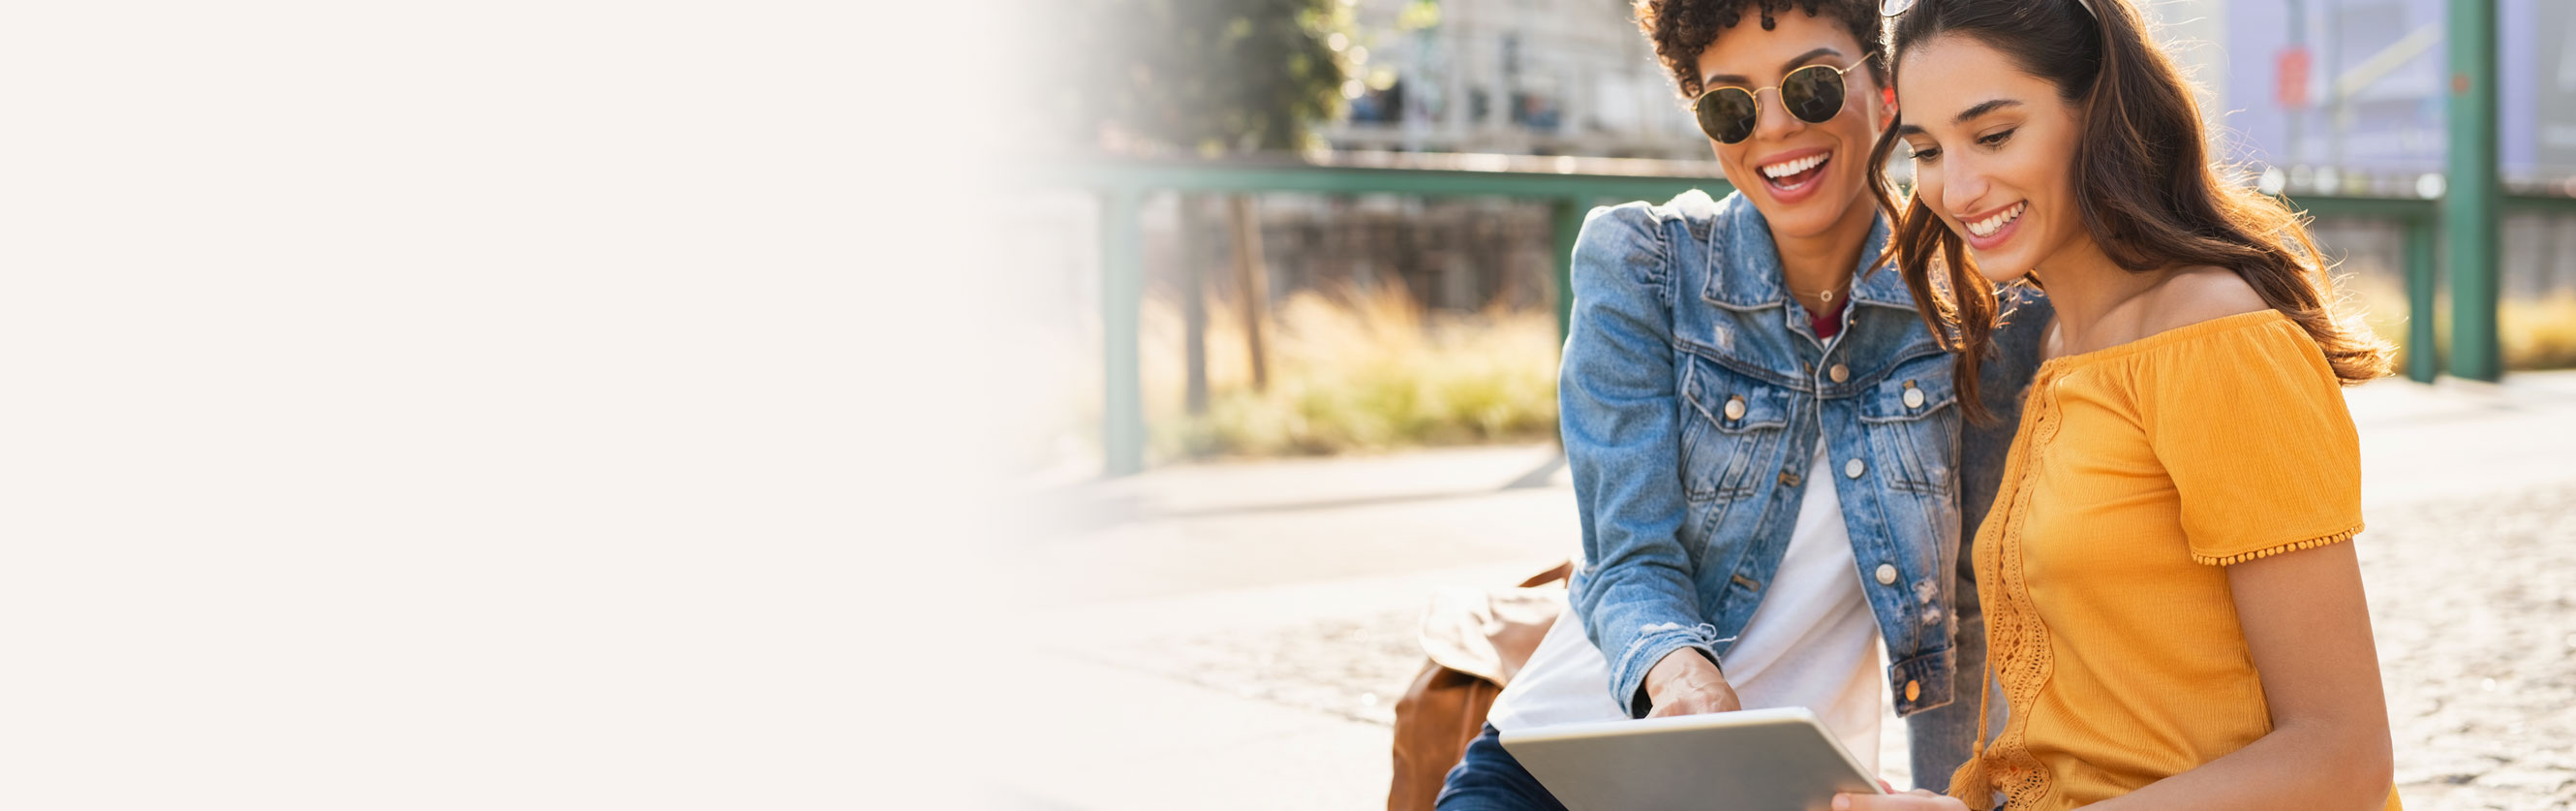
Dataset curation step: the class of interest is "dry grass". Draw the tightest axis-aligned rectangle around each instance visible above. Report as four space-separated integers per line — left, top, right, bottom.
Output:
1139 284 1560 459
2502 295 2576 370
2350 277 2576 372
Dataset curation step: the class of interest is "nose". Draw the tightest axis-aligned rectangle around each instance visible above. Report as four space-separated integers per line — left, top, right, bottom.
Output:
1749 86 1806 142
1941 153 1990 221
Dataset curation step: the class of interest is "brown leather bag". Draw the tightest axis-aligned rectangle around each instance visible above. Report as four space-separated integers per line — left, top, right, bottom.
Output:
1387 560 1576 811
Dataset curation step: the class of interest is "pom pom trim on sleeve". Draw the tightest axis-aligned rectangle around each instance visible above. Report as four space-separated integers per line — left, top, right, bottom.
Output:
2190 524 2364 566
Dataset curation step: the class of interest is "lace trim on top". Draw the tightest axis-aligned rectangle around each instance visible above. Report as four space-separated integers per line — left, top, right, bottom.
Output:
1949 365 2064 809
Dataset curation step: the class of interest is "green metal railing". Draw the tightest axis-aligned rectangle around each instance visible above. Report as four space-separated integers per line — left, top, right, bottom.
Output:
1041 156 2567 477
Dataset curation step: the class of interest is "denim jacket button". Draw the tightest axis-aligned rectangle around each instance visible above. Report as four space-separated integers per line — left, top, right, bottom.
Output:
1904 387 1926 409
1828 362 1850 383
1724 395 1747 421
1875 563 1898 585
1905 679 1921 702
1845 458 1866 479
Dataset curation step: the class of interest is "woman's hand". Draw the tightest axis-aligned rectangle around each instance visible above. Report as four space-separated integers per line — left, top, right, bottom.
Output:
1641 649 1740 717
1834 788 1969 810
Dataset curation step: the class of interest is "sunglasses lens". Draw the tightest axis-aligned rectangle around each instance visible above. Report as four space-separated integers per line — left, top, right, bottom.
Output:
1781 64 1848 125
1696 88 1758 143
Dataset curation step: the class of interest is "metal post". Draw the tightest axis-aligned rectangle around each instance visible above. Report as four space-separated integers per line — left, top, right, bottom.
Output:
1552 197 1587 343
2406 216 2440 383
2444 0 2501 380
1101 189 1147 477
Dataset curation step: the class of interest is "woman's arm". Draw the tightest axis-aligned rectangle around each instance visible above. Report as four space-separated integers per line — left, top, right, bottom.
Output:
1557 203 1729 718
2084 541 2394 810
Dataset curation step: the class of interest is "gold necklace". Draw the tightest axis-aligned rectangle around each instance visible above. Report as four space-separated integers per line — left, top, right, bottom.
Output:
1787 279 1850 306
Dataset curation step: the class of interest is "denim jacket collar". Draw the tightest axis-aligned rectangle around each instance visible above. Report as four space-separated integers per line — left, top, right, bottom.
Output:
1698 197 1912 312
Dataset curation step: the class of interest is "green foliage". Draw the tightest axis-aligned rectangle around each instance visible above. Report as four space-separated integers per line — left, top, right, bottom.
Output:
1061 0 1353 154
1395 0 1441 32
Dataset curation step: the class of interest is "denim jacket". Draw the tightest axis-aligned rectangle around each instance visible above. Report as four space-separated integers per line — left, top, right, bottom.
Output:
1559 189 2047 733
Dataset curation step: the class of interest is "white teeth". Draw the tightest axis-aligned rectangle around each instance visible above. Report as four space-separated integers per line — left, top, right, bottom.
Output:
1968 203 2027 237
1761 153 1829 179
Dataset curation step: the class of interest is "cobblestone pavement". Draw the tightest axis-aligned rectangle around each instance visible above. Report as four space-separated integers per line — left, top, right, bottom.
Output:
1065 481 2576 809
2366 483 2576 808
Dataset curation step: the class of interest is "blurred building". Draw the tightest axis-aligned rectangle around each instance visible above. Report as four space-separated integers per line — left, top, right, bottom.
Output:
2209 0 2576 188
1323 0 1706 160
1295 0 2576 300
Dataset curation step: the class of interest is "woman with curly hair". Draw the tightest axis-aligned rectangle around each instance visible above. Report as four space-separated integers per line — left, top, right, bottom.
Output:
1840 0 2400 808
1432 1 2050 807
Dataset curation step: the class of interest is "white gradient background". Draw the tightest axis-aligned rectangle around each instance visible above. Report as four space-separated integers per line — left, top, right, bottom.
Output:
0 2 999 807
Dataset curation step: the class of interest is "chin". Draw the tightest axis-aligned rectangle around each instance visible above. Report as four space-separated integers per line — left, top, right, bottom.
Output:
1972 265 2027 285
1757 189 1859 238
1765 208 1844 239
1963 249 2032 284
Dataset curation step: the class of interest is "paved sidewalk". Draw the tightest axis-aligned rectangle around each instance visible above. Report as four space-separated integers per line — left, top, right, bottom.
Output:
1001 372 2576 810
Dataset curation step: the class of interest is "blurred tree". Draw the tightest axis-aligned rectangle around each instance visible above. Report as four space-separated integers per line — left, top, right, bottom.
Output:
1056 0 1357 405
1063 0 1353 155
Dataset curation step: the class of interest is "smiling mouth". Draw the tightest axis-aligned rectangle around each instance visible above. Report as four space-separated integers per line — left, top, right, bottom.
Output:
1759 152 1831 191
1967 202 2027 237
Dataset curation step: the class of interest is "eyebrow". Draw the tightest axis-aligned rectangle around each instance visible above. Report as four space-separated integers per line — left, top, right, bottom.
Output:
1701 47 1843 87
1952 99 2022 124
1894 98 2025 138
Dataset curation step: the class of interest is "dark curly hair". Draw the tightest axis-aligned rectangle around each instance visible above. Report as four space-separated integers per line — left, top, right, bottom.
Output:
1634 0 1886 101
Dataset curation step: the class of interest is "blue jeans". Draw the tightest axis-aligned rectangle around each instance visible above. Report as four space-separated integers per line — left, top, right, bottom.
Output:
1432 724 1569 811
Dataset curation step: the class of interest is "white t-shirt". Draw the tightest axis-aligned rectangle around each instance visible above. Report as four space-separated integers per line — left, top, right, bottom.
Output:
1487 444 1885 772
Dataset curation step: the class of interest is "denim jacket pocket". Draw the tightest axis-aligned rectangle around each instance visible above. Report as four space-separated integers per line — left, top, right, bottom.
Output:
1679 357 1789 503
1857 356 1961 495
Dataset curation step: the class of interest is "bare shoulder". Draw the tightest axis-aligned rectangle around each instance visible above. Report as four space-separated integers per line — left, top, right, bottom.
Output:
2138 265 2270 333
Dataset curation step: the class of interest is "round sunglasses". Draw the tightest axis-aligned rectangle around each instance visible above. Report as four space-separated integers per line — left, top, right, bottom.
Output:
1690 61 1864 144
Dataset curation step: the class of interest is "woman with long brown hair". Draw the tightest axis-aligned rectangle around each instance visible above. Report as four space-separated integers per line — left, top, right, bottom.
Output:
1838 0 2402 808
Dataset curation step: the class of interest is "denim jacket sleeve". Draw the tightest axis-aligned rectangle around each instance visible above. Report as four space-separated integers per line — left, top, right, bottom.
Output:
1558 203 1723 718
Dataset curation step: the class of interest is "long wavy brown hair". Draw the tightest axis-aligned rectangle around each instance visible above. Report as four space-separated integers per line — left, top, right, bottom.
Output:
1866 0 2394 423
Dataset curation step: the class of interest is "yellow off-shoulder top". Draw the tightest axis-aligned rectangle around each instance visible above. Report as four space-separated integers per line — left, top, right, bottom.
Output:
1948 310 2400 810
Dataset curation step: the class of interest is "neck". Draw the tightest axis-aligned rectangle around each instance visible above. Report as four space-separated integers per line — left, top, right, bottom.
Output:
1773 199 1878 311
2028 235 2168 356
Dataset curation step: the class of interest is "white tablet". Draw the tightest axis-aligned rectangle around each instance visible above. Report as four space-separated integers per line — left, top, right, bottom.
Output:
1497 706 1885 811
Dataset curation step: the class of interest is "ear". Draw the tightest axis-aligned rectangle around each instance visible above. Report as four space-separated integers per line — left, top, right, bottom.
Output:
1879 87 1899 128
